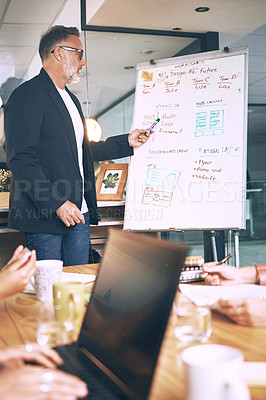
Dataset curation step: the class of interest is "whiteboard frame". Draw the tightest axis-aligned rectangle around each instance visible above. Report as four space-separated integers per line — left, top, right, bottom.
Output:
126 46 249 231
137 46 248 71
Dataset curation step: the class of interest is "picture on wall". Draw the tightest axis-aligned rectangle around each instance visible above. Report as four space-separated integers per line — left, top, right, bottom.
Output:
96 163 128 201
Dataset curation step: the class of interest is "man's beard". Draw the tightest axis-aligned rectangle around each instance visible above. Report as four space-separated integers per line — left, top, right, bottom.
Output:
63 59 81 84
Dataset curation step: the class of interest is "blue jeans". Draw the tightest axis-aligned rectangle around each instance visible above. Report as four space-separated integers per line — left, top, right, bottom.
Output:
24 213 90 266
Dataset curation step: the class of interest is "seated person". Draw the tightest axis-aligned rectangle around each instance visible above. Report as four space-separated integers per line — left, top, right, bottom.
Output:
202 261 266 327
0 247 88 399
0 245 36 299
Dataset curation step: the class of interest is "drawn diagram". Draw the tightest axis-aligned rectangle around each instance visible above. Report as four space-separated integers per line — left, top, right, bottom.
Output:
143 189 173 207
143 168 181 207
195 110 224 137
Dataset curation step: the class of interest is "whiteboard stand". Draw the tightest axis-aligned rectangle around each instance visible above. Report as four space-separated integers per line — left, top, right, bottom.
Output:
227 230 233 260
210 229 240 267
232 229 240 268
210 231 218 262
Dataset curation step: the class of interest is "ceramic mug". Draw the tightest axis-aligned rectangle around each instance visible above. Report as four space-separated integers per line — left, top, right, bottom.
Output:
53 281 85 340
32 260 63 302
181 344 250 400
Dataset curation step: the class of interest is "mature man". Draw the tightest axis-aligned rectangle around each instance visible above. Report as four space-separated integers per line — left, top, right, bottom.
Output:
5 25 150 265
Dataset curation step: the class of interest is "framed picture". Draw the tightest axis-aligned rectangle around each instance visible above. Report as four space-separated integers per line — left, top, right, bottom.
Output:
96 163 128 201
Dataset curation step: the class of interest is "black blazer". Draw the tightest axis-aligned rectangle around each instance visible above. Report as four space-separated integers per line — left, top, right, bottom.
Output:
5 68 133 233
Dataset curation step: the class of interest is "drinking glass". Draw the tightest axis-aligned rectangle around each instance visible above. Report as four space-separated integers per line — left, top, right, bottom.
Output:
36 302 74 347
173 292 212 344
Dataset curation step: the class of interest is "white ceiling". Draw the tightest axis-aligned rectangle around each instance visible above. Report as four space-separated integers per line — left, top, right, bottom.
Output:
0 0 266 133
86 0 266 36
0 0 67 100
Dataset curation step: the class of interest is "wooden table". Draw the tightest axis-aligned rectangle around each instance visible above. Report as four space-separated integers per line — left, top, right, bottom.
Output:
0 264 265 400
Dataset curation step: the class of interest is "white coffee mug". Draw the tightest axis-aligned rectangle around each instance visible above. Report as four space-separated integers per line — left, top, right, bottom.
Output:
181 344 250 400
31 260 63 302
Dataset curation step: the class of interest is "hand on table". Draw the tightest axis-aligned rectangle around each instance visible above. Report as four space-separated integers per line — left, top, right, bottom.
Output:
0 246 37 299
56 200 85 227
216 297 266 327
0 343 63 368
128 128 153 148
0 365 88 400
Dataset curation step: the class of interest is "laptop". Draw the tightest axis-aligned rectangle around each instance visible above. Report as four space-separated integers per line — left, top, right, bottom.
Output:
55 228 187 400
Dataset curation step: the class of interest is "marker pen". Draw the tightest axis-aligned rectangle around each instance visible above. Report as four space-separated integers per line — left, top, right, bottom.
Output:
145 118 160 135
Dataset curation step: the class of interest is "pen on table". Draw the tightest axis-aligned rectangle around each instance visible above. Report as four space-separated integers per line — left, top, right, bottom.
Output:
201 252 234 278
145 118 160 136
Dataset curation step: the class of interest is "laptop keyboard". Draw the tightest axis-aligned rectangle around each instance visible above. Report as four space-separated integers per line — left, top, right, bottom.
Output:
55 345 127 400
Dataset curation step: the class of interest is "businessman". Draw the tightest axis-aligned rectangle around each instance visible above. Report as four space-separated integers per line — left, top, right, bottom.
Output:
5 25 150 265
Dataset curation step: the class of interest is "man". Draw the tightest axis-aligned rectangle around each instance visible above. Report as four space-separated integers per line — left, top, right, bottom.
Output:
5 26 150 265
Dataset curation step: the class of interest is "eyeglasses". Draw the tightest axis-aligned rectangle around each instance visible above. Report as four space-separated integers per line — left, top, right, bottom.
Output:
51 46 84 61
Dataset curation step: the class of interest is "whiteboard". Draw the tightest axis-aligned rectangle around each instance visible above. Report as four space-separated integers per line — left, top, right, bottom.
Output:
124 47 248 231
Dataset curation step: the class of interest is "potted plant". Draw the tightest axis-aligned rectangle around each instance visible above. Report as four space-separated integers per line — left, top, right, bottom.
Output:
0 169 12 208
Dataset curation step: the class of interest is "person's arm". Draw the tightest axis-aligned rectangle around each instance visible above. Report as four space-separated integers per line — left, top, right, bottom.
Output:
88 129 152 162
216 298 266 327
202 262 257 286
0 246 37 300
255 264 266 285
0 344 63 369
0 365 88 400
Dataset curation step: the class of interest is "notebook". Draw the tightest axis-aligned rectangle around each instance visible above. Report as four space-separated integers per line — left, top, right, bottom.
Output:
179 255 205 283
55 228 187 400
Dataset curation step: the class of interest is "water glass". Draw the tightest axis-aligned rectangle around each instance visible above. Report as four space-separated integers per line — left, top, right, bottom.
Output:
173 292 212 344
36 302 74 347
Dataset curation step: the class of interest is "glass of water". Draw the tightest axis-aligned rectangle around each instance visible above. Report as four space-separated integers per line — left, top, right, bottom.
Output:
173 292 212 344
36 302 74 347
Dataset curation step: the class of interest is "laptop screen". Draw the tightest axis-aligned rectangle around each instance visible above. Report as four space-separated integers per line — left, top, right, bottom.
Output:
79 229 187 399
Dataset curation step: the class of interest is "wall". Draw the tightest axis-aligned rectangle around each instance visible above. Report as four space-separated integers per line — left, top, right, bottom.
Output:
98 93 135 163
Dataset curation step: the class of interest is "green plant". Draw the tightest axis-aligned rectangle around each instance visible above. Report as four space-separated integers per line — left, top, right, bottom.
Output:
0 169 12 192
103 172 119 189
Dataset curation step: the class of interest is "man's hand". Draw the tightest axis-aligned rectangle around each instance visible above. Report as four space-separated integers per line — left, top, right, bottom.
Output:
128 129 153 148
56 200 85 227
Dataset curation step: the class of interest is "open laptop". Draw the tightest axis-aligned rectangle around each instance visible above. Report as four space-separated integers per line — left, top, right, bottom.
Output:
55 228 187 400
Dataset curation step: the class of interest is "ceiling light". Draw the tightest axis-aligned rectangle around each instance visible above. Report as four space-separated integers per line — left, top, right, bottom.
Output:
140 49 154 55
85 118 102 142
195 6 210 12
